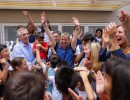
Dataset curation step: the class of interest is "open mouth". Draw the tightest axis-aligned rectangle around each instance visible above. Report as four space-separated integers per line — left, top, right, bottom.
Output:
116 38 121 42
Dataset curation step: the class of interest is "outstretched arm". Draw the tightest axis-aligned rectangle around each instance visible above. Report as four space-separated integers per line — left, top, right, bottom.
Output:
71 17 80 51
96 70 110 100
23 10 38 31
41 12 56 47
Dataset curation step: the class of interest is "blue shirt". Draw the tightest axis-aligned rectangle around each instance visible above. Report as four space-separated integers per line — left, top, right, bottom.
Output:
13 41 34 65
55 43 74 68
98 47 130 62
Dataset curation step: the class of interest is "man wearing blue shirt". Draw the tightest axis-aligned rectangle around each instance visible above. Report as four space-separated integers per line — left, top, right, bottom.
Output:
13 27 34 66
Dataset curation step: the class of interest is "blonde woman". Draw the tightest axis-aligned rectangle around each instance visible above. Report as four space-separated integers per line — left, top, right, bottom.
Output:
79 42 103 72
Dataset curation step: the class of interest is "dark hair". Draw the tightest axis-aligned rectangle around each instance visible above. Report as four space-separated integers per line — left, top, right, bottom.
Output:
103 57 122 77
55 66 77 94
111 59 130 100
53 31 61 36
103 57 130 100
16 25 25 30
95 28 102 37
41 19 51 33
4 71 45 100
83 33 94 42
0 44 7 52
35 32 44 39
27 22 35 34
11 57 25 71
56 61 68 68
49 54 61 68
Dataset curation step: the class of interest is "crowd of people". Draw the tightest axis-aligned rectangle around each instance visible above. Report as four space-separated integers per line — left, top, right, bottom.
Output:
0 10 130 100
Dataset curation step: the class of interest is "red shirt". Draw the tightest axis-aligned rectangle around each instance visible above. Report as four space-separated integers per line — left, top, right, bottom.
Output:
33 42 48 61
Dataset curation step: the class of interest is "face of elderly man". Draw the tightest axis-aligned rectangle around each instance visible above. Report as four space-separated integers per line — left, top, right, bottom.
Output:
18 28 29 45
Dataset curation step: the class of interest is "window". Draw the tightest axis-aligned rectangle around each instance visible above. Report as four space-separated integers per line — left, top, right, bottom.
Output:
0 23 108 51
87 23 108 36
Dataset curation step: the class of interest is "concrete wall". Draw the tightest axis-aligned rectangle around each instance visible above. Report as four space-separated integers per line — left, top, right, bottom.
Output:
0 4 130 24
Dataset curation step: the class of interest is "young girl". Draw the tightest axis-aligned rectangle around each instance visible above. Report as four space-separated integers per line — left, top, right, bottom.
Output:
79 42 103 72
11 57 27 72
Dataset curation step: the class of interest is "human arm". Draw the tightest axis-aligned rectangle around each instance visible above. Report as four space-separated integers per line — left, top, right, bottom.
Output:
48 42 57 54
68 88 84 100
0 58 8 83
41 12 56 47
74 67 95 100
23 10 38 31
40 43 48 52
36 44 43 67
96 70 110 100
80 69 95 100
71 17 80 51
74 45 84 64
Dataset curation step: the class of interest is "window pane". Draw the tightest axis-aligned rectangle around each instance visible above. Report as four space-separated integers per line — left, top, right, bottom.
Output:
51 25 58 32
4 26 18 51
62 26 84 34
4 26 17 41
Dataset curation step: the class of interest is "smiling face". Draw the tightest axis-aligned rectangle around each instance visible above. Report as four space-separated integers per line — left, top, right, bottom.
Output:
27 23 34 34
96 31 102 38
18 28 29 45
116 26 127 47
83 45 91 59
53 33 60 43
0 48 10 60
60 34 70 49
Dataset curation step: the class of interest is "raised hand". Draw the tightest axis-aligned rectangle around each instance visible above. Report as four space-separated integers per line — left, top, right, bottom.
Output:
102 28 109 43
0 58 7 66
68 88 84 100
36 44 41 50
23 10 29 16
41 12 47 26
72 17 80 26
119 11 130 30
96 70 105 95
107 22 117 39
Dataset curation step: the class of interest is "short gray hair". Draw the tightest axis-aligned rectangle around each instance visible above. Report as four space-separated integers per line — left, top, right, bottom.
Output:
17 28 27 37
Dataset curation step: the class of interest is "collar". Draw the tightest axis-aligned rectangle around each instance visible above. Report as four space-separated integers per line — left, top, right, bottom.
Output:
19 41 30 47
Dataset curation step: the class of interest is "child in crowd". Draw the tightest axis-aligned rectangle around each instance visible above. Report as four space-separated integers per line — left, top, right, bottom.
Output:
3 71 46 100
75 72 97 100
33 32 48 63
94 28 102 43
11 57 27 72
55 65 78 100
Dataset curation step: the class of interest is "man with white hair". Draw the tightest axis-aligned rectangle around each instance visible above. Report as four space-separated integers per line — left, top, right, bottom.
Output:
13 27 34 66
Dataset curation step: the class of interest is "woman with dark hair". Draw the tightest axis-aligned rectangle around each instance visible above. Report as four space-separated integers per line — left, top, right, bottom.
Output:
0 44 10 98
96 57 130 100
94 28 102 43
27 22 36 43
